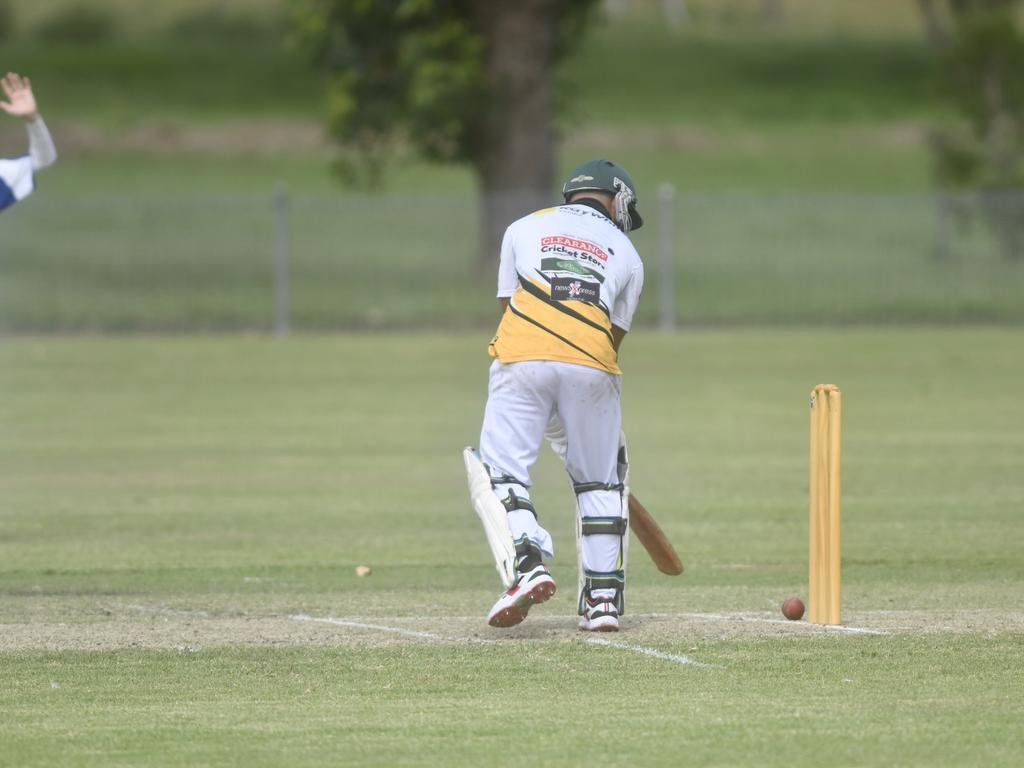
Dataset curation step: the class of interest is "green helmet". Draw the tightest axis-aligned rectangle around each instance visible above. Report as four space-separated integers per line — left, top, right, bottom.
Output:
562 159 644 232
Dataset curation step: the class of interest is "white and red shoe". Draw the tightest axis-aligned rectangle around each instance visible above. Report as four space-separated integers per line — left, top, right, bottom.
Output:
487 565 556 628
578 594 620 632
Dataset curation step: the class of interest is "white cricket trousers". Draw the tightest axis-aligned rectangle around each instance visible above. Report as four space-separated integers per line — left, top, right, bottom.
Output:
478 359 623 575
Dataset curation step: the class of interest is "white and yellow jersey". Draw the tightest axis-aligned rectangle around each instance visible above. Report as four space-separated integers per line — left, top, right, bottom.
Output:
488 202 644 375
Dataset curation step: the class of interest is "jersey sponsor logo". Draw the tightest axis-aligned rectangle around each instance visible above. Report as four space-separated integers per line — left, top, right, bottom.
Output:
561 204 616 225
540 257 605 283
550 276 600 303
541 235 608 262
539 242 606 269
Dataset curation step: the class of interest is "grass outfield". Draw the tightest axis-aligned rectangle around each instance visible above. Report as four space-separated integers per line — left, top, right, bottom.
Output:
1 330 1022 766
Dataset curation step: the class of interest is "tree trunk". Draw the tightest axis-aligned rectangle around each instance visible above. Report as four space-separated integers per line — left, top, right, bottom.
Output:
916 0 950 50
472 0 560 270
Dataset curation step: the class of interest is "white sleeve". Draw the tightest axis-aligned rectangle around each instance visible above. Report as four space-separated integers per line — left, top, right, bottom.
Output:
0 156 35 208
496 226 518 298
27 116 57 171
611 260 645 331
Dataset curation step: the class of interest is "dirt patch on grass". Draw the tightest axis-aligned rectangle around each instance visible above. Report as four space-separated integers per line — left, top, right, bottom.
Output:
0 119 927 159
847 609 1024 636
0 119 328 158
569 122 926 153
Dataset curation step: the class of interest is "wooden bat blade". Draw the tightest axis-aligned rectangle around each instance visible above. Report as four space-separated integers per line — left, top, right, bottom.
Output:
628 493 683 575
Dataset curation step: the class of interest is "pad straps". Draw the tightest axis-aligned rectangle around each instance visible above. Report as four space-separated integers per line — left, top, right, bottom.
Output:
500 489 536 517
485 464 537 519
582 570 625 591
576 484 628 615
513 537 543 573
487 468 529 489
572 481 624 496
579 569 625 614
580 516 627 536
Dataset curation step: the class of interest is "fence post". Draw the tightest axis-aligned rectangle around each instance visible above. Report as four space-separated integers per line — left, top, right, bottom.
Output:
657 182 677 332
273 183 291 335
933 189 951 261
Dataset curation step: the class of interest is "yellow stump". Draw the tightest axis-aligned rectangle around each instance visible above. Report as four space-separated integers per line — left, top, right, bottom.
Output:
809 384 842 625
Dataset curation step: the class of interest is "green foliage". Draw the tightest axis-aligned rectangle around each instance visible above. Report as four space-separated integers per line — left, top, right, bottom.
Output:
930 0 1024 258
935 0 1024 187
33 3 116 43
292 0 599 182
292 0 487 181
0 0 12 41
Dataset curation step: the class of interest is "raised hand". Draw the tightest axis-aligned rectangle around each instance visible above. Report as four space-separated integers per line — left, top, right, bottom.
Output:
0 72 39 120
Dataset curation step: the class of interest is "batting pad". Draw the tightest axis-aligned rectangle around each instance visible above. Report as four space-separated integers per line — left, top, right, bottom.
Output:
463 447 517 588
619 429 631 579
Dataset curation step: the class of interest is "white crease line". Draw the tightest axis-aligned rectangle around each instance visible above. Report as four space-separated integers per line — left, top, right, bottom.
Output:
290 614 718 669
583 637 723 668
121 605 886 637
290 613 475 643
671 612 888 636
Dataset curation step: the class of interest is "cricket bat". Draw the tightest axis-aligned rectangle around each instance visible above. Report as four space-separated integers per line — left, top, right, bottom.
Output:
629 493 684 575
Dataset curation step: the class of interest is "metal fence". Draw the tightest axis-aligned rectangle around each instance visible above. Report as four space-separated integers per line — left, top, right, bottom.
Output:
2 187 1022 332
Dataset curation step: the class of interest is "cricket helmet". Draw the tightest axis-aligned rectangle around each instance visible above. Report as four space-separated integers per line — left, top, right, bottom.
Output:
562 158 644 232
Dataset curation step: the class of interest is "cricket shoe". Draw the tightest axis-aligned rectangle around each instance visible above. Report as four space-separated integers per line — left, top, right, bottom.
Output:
487 565 556 628
578 595 620 632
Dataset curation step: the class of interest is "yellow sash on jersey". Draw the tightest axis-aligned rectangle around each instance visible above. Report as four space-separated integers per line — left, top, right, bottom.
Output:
488 277 620 374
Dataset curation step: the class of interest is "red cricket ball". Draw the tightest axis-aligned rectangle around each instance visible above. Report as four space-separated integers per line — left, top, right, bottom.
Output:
782 597 805 621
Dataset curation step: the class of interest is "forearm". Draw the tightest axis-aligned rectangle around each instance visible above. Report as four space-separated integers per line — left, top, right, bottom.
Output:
26 116 57 171
611 325 627 352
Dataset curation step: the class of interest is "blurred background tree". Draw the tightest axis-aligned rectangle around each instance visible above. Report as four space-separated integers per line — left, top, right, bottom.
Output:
921 0 1024 260
0 0 12 41
3 0 1023 331
293 0 599 264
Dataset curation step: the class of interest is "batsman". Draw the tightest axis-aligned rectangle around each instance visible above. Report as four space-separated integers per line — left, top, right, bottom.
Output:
465 159 645 632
